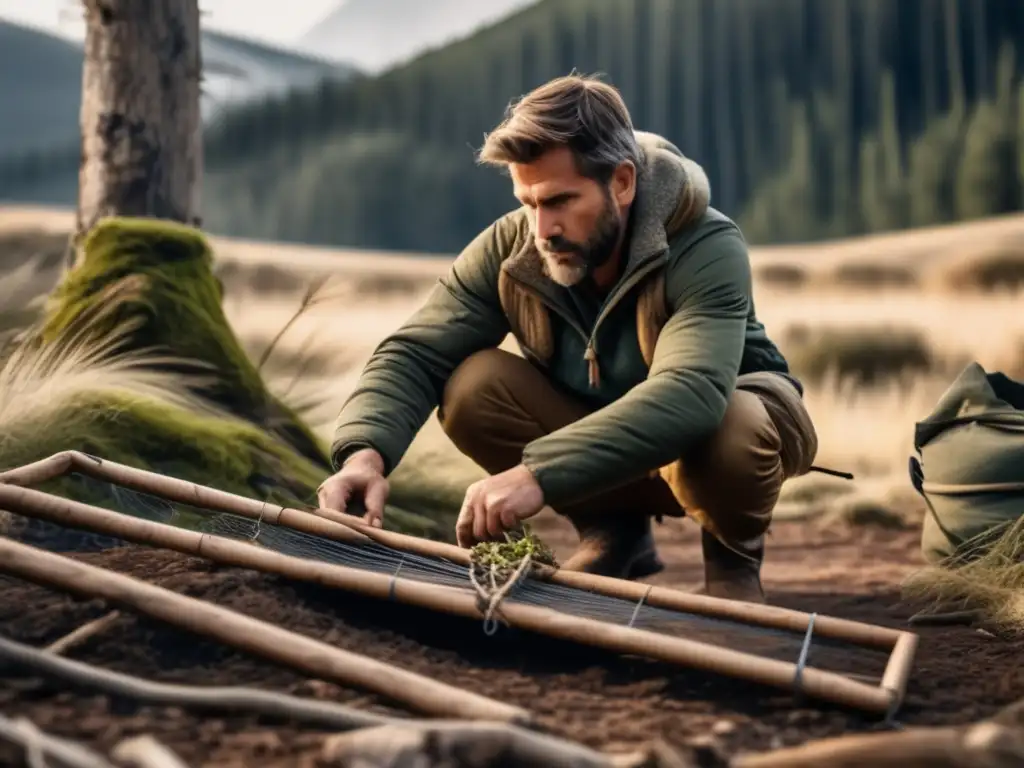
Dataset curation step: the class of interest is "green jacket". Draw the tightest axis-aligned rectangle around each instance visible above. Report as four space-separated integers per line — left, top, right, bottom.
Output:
331 132 792 508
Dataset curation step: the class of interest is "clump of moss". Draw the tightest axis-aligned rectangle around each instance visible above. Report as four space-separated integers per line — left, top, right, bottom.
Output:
470 526 558 578
40 217 328 469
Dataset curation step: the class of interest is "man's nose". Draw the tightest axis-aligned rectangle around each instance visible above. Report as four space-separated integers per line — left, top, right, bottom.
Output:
534 208 561 241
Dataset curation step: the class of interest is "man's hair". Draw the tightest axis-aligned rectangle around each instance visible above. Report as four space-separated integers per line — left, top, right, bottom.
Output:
477 73 641 183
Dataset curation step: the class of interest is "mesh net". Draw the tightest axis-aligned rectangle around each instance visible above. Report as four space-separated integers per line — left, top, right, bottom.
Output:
10 471 892 682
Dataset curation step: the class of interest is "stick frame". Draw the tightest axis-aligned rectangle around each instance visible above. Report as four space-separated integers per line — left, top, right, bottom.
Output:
0 451 919 717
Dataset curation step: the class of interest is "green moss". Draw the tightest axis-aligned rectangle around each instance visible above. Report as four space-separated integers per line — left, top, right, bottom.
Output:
40 217 329 469
470 526 558 573
1 392 325 509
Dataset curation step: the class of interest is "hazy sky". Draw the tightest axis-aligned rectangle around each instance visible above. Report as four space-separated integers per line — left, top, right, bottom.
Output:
0 0 340 47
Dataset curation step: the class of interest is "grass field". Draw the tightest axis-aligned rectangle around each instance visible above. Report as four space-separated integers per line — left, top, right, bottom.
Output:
3 204 1024 526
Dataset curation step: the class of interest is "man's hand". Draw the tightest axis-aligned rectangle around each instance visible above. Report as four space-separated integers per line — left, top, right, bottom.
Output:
456 464 545 548
317 448 389 528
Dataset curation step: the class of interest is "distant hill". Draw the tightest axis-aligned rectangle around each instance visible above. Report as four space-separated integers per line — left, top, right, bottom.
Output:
0 21 84 158
0 20 357 160
299 0 537 72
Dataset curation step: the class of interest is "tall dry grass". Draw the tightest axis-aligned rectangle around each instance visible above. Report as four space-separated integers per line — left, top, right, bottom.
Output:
903 516 1024 634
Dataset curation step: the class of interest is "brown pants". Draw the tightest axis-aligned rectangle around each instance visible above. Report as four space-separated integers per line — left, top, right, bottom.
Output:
437 348 818 546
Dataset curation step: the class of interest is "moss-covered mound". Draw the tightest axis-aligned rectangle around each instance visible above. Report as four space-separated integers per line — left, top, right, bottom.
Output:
1 391 327 550
41 217 329 469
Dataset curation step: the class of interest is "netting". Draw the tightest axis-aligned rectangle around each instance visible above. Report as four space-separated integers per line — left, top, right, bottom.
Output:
11 471 892 682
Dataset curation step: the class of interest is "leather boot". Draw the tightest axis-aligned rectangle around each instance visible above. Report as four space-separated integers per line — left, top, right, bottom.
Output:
560 510 665 580
699 529 766 603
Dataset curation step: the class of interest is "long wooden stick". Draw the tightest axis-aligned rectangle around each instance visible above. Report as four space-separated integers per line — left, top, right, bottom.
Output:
0 451 907 650
0 535 529 725
730 720 1024 767
0 484 897 715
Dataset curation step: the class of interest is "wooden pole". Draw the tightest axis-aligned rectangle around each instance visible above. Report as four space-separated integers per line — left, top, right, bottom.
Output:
0 535 530 725
0 452 908 650
0 483 898 715
730 720 1024 767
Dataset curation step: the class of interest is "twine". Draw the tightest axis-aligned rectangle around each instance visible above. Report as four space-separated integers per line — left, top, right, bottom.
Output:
469 553 534 636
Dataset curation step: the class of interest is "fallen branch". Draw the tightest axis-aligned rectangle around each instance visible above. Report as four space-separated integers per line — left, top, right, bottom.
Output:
110 735 190 768
730 720 1024 768
0 633 398 731
45 610 121 655
0 713 115 768
321 722 629 768
0 536 530 725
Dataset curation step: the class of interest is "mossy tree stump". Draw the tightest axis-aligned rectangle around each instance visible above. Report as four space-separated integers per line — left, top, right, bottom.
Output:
42 217 331 473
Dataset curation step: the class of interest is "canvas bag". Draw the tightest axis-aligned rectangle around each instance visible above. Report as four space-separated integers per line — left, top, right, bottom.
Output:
909 361 1024 563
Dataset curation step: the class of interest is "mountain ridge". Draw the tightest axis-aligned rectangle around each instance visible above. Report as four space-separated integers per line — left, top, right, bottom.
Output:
299 0 537 72
0 18 357 159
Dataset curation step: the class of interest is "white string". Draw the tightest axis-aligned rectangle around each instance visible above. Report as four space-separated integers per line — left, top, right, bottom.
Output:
793 612 816 696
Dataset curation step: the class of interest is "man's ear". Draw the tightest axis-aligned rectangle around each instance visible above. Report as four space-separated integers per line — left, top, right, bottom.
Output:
610 161 636 208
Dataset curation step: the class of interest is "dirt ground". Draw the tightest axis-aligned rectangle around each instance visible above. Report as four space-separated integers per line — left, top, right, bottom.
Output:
1 512 1022 767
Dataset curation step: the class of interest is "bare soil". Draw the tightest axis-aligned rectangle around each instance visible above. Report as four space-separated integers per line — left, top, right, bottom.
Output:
1 513 1022 767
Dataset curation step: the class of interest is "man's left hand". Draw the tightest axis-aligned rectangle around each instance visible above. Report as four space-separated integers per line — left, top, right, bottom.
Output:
456 464 545 548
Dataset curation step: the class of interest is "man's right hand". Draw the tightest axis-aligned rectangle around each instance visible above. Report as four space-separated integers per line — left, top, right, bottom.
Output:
317 448 389 528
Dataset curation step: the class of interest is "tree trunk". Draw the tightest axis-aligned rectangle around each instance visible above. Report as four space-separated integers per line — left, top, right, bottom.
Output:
76 0 202 255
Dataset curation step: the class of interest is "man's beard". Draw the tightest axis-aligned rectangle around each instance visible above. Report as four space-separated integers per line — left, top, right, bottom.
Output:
538 193 623 287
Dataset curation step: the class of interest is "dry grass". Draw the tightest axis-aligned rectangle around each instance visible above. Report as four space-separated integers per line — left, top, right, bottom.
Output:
903 516 1024 634
782 324 936 386
934 237 1024 293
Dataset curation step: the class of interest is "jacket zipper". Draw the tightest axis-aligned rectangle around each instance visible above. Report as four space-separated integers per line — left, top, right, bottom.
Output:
582 256 665 388
503 252 666 390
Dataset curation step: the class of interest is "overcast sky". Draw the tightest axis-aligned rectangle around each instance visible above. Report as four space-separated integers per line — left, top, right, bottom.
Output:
0 0 340 48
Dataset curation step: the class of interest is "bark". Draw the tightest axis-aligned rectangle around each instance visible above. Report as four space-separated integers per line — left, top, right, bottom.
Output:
76 0 203 253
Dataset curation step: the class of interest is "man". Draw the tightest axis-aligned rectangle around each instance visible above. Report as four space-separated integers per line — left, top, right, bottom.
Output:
318 74 818 603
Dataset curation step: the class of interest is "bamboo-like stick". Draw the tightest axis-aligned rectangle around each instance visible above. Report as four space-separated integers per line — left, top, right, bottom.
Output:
45 610 121 655
879 632 919 713
730 720 1024 767
0 534 530 725
0 634 398 731
0 451 373 547
0 484 897 715
0 451 907 650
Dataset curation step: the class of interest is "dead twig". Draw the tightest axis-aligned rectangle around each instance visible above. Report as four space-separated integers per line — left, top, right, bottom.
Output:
45 610 121 655
255 274 334 373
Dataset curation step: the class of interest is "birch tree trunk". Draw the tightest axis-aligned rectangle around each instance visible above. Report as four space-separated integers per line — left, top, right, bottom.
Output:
76 0 202 258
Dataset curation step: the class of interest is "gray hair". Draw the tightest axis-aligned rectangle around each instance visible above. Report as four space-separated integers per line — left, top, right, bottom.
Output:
477 73 641 183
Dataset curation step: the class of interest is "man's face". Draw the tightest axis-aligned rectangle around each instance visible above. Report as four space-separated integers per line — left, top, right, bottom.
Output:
510 146 631 287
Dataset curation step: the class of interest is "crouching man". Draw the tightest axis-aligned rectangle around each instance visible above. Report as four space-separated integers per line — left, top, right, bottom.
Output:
318 74 818 603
